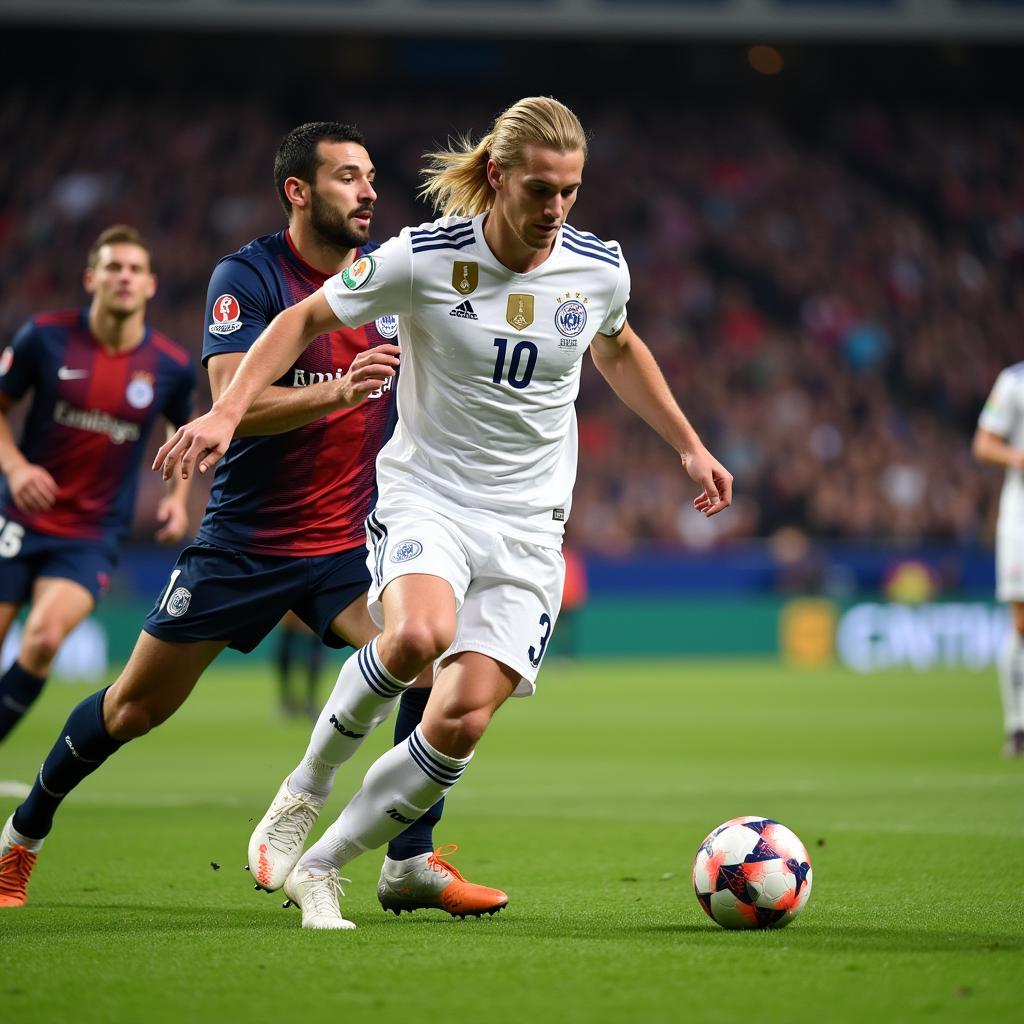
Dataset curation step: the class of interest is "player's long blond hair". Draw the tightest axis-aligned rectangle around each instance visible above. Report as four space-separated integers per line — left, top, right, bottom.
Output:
420 96 588 218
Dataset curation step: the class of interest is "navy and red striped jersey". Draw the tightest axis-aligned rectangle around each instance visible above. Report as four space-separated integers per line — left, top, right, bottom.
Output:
198 230 397 557
0 308 195 551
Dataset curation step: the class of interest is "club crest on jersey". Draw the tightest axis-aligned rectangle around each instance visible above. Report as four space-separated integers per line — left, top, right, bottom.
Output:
374 315 399 339
555 299 588 339
126 371 155 409
166 587 192 617
390 539 423 563
452 261 478 296
506 294 535 331
342 256 376 291
0 346 12 377
209 294 242 335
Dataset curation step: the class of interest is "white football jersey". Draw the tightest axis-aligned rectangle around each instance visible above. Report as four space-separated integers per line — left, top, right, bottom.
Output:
978 362 1024 525
323 213 630 547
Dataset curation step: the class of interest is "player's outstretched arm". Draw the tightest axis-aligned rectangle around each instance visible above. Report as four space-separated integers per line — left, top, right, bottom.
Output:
590 321 732 517
154 289 385 480
206 347 400 439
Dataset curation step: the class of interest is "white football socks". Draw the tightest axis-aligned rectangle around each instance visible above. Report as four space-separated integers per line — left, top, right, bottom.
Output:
289 638 413 798
998 629 1024 732
299 726 472 873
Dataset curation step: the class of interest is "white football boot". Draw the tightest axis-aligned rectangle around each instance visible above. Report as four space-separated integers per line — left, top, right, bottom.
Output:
247 778 326 891
282 865 356 930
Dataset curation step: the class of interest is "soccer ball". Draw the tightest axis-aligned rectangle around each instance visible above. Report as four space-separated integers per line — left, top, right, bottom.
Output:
692 816 812 929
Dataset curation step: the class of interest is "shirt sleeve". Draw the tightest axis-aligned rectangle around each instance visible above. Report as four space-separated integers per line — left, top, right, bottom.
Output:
322 233 413 327
599 249 631 336
978 368 1019 438
0 319 41 402
201 257 276 365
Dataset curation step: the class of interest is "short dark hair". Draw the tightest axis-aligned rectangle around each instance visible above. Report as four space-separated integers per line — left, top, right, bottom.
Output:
87 224 152 270
274 122 366 216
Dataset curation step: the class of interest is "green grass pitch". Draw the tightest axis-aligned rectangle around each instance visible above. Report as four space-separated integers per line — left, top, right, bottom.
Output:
1 657 1021 1023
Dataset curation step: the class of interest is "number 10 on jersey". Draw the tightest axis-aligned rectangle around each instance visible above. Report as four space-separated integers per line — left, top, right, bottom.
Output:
492 338 538 390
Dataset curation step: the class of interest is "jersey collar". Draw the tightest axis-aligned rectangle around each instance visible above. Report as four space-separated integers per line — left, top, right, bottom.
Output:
283 229 349 287
473 213 563 279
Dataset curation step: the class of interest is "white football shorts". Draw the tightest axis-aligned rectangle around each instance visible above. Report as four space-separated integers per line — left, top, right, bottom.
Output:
364 503 564 696
996 522 1024 602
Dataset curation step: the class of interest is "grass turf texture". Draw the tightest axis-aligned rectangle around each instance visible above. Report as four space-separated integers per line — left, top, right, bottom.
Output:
0 658 1021 1024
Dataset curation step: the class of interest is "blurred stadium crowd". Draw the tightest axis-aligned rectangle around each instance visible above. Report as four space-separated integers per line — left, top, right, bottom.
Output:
0 87 1017 553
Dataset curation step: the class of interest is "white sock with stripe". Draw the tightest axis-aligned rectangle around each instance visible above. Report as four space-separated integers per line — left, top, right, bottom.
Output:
289 638 413 798
299 726 472 872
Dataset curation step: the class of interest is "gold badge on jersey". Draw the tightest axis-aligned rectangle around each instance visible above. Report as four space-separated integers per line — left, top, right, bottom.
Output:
452 262 478 296
506 293 535 331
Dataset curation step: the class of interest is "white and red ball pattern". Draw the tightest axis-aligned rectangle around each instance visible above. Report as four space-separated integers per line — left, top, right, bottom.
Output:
692 816 812 929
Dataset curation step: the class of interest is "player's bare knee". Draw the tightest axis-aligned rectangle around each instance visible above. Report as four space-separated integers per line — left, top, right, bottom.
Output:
384 620 453 674
454 706 491 749
19 621 64 673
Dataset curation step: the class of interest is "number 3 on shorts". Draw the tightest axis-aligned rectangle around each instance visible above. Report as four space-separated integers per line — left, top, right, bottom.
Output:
528 612 552 668
0 516 25 558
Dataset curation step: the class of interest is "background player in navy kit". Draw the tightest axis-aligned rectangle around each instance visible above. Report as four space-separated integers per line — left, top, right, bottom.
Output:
0 124 505 918
0 226 195 744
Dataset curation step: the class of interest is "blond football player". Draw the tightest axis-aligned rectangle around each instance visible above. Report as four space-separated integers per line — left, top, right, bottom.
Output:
156 96 732 929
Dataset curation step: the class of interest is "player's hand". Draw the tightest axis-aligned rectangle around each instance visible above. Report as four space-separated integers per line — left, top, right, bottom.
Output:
8 462 58 513
154 496 189 544
683 447 733 517
333 344 400 408
153 406 239 481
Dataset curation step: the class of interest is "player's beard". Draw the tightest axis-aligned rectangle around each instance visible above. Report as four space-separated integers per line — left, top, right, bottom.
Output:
309 188 371 251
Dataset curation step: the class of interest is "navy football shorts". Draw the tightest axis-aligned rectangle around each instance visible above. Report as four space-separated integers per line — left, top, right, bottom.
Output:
143 540 371 653
0 520 114 605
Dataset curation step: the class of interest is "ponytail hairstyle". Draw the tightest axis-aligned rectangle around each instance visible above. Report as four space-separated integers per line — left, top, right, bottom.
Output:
420 96 587 218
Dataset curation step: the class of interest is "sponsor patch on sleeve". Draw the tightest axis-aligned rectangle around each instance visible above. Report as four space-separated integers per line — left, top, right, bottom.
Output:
209 294 243 335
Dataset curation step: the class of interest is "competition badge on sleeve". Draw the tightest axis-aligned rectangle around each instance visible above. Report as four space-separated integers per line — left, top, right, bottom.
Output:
341 256 376 291
209 294 243 335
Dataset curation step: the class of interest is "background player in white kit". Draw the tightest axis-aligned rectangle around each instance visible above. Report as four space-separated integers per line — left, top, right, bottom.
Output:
156 96 733 929
973 363 1024 757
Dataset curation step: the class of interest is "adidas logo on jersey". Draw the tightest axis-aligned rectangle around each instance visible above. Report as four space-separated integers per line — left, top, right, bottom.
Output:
449 300 478 320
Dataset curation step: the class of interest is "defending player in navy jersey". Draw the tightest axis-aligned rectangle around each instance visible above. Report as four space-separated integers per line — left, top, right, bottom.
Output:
0 226 195 745
155 97 732 930
0 123 505 918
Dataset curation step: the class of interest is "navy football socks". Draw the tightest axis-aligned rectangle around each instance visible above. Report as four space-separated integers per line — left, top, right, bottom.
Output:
0 662 47 742
13 687 125 840
386 687 444 861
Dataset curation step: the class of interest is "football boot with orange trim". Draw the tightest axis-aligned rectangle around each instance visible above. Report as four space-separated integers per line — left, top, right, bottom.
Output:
377 844 508 918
